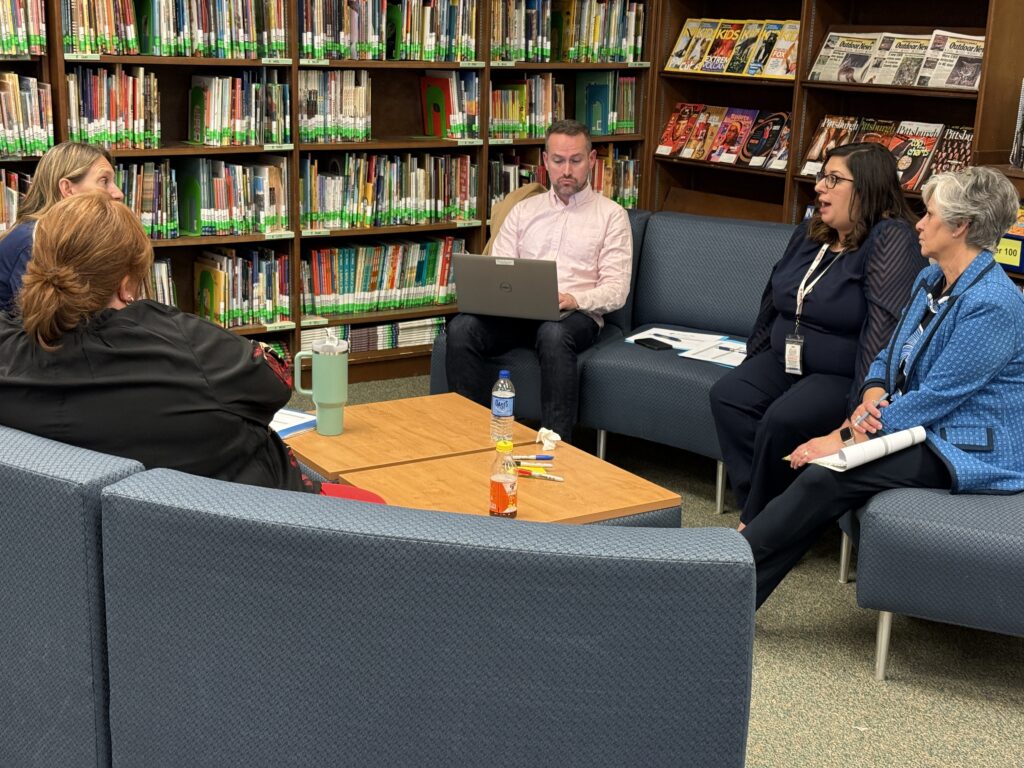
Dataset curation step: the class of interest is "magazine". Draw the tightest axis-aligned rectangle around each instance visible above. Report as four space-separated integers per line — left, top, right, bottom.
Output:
655 102 704 156
746 21 784 77
916 30 985 90
800 114 860 176
765 121 792 171
806 426 926 472
761 20 800 79
664 18 704 72
852 116 897 146
807 32 879 83
888 121 944 191
739 111 789 167
921 125 974 184
681 105 727 160
724 21 764 75
708 107 759 164
700 20 746 75
678 19 720 73
864 32 931 86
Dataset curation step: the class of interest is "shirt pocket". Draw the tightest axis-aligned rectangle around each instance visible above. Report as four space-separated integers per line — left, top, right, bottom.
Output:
938 426 994 452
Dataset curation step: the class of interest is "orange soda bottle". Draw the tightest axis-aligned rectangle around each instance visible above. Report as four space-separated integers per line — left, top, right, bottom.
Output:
489 440 518 518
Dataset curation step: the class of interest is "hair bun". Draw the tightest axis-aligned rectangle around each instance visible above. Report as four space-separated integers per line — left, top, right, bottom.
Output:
25 263 83 298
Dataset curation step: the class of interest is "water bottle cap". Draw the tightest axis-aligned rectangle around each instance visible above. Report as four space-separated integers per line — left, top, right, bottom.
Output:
495 440 514 452
499 370 510 378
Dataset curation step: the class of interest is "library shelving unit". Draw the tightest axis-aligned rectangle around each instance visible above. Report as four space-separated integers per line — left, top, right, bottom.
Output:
24 1 653 383
646 0 1024 226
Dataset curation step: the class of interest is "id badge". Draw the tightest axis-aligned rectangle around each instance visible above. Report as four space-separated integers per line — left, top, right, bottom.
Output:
784 333 804 375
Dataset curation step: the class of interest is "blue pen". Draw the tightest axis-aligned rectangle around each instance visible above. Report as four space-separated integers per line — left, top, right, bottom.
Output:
512 454 554 460
852 392 890 427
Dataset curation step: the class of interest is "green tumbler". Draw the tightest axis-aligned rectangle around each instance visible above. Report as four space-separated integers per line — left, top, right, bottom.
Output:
293 350 348 436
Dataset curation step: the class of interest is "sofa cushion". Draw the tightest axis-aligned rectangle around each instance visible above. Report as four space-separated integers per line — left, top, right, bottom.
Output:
857 488 1024 637
633 212 796 337
0 425 142 768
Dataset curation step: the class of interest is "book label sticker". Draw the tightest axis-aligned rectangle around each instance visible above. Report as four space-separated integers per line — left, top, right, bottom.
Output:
264 143 294 151
261 58 292 65
300 59 329 66
626 61 651 68
489 138 513 145
65 53 101 60
456 219 482 228
459 61 485 68
264 231 295 240
263 321 297 331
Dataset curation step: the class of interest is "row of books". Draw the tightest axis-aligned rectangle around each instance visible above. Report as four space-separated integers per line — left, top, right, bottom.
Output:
299 236 462 316
665 19 799 79
655 103 790 170
489 73 565 139
194 247 291 328
300 69 371 143
0 0 46 55
64 0 288 58
591 147 638 209
65 65 159 148
300 318 444 353
573 71 636 136
298 0 478 62
488 154 545 213
116 159 179 238
809 29 984 90
490 0 644 63
0 72 53 158
179 155 289 235
801 116 974 192
0 167 30 229
150 256 176 306
420 70 479 139
188 72 291 147
299 152 478 230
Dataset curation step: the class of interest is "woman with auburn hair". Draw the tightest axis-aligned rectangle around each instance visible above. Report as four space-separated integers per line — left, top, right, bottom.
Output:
0 141 124 312
710 141 923 528
0 191 379 500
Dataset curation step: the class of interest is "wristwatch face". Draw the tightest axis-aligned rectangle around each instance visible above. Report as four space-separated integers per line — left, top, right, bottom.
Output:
840 427 855 445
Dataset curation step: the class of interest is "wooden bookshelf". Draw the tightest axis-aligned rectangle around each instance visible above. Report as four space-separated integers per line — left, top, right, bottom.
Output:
646 0 1024 227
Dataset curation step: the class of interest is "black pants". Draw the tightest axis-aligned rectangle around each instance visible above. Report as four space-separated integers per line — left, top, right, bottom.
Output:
444 312 600 441
710 350 853 523
741 444 951 608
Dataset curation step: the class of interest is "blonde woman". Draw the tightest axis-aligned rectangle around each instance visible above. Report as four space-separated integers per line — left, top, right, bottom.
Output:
0 142 123 312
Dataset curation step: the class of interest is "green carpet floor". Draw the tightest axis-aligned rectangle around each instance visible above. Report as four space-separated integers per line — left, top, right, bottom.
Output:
292 376 1024 767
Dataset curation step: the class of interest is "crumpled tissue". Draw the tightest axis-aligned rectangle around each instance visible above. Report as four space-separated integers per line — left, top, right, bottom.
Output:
536 427 561 451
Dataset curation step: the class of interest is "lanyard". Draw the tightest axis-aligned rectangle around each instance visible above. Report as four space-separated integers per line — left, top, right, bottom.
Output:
794 243 844 333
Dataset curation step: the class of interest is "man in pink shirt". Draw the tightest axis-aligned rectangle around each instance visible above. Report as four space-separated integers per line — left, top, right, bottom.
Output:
445 119 633 442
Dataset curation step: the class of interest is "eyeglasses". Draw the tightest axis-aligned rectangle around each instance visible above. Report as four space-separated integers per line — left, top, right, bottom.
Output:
815 171 854 189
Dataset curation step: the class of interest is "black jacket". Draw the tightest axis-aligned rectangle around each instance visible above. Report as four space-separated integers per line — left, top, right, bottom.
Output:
0 300 312 492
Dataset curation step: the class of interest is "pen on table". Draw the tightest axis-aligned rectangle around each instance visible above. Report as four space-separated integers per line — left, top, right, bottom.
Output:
517 468 564 482
852 392 890 428
513 454 554 460
516 461 554 468
652 332 682 342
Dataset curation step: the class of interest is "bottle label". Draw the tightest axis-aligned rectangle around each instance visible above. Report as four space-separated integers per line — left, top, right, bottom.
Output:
491 394 514 417
489 474 518 517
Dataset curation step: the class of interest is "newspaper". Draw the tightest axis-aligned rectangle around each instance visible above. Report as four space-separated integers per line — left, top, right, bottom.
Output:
864 33 931 86
808 32 880 83
916 30 985 90
809 426 926 472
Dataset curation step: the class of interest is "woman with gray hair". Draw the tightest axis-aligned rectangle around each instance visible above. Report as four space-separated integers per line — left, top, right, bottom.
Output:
742 166 1024 608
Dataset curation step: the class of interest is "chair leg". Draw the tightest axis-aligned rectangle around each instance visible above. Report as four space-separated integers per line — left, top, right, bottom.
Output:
838 532 853 584
874 611 894 681
715 461 726 515
596 429 607 460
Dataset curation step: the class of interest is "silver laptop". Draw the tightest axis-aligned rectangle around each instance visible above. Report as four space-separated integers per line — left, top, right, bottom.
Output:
452 253 573 322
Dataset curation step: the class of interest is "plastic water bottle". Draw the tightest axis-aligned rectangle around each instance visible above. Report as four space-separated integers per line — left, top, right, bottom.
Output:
489 440 518 518
490 369 515 442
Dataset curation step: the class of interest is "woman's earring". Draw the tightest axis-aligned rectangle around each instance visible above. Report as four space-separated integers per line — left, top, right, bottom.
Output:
125 295 135 304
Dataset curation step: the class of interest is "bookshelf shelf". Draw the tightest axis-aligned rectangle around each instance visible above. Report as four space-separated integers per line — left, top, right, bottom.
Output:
113 143 295 158
661 72 795 88
489 134 644 147
63 55 294 67
653 156 787 179
299 222 482 239
492 61 651 71
229 322 297 337
297 60 485 70
150 233 296 249
799 80 979 101
298 138 481 152
307 305 459 328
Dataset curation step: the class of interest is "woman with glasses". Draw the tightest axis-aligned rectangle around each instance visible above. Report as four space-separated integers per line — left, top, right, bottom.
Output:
745 166 1024 607
711 142 922 528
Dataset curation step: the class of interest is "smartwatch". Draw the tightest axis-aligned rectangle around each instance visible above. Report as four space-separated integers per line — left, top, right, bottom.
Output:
839 426 856 446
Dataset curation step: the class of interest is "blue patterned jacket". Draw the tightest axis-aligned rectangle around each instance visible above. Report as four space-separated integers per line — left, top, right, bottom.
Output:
862 250 1024 493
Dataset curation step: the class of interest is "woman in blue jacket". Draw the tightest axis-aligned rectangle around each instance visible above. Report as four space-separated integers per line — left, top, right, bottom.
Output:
743 166 1024 608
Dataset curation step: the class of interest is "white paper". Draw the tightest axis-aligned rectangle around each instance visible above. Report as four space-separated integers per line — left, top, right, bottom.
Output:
679 339 747 367
626 327 725 350
271 408 318 438
812 426 926 472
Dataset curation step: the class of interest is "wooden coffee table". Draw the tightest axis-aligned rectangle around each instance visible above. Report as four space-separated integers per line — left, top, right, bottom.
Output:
286 393 680 526
285 393 536 478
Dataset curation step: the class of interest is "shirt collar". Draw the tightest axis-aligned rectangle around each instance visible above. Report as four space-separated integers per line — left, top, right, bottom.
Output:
547 183 595 208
